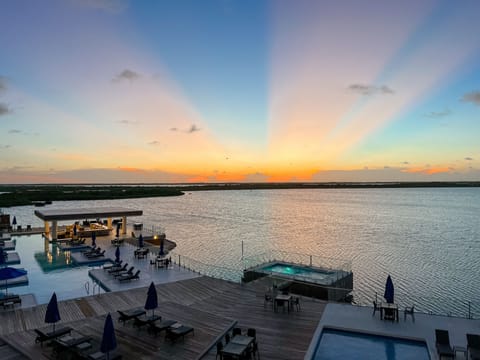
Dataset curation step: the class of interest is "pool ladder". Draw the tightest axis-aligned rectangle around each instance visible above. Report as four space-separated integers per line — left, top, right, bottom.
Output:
84 281 101 296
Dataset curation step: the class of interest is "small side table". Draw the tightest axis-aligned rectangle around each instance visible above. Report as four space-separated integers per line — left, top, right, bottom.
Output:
454 345 467 360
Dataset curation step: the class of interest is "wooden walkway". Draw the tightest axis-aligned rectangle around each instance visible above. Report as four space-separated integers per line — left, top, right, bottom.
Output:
0 276 326 359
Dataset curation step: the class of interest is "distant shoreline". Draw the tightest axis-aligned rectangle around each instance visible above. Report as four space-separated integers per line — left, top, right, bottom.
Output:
0 182 479 207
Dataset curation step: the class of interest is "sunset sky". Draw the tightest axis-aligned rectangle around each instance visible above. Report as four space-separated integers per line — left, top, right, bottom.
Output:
0 0 479 183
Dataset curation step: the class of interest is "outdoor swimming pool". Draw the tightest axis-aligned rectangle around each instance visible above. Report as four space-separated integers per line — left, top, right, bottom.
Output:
312 328 431 360
2 234 111 304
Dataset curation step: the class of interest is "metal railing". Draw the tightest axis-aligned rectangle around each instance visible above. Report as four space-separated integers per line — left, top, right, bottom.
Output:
242 250 352 285
170 251 243 283
364 292 480 320
243 250 352 272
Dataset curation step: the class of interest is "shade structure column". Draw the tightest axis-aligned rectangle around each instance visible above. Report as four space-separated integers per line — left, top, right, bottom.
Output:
122 216 127 234
51 220 58 241
44 221 50 235
107 217 112 229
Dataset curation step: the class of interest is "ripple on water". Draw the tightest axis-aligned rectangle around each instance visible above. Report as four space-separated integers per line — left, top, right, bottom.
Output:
8 187 480 315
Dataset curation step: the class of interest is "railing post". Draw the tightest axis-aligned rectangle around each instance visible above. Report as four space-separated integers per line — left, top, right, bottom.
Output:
310 255 312 267
468 301 471 319
178 254 181 267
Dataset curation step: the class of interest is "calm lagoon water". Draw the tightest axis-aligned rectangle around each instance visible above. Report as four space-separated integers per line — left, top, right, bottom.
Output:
7 188 480 315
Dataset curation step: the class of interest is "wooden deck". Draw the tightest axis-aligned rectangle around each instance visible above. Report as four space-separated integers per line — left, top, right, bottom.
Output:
0 276 326 359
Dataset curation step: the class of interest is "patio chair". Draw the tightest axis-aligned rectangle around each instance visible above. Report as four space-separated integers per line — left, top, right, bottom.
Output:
435 329 454 359
216 341 223 359
117 309 146 325
34 326 73 347
467 333 480 360
404 305 415 322
246 328 259 359
232 327 242 336
225 333 230 344
264 293 273 308
372 300 379 316
292 296 301 311
118 269 141 282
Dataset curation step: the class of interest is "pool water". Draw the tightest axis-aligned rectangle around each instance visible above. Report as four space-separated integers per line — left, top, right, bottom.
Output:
3 234 107 304
262 263 334 281
314 328 430 360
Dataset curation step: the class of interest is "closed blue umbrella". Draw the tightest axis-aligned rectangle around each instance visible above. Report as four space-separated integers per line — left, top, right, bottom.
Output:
115 246 120 263
91 232 96 247
384 275 395 304
12 216 17 227
138 234 144 248
0 267 27 296
144 282 158 317
0 248 5 266
45 292 61 333
159 237 165 256
101 313 117 359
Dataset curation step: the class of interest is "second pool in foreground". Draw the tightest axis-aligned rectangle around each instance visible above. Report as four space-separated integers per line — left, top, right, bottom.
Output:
313 328 431 360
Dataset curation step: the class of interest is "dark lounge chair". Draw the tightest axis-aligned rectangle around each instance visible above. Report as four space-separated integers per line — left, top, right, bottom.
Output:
34 326 73 347
118 270 141 282
82 246 98 255
435 329 454 359
103 260 122 270
147 319 176 336
165 325 194 343
467 333 480 360
113 266 134 278
117 309 146 325
108 263 128 274
86 250 105 258
1 294 22 308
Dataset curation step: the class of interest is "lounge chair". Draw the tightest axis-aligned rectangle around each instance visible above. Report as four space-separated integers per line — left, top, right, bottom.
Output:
118 270 141 282
86 250 105 258
117 309 146 325
0 294 21 308
435 329 454 359
82 246 98 255
108 263 128 274
113 266 134 278
133 314 161 329
52 335 92 358
34 326 73 347
103 260 122 270
148 319 176 336
467 334 480 360
165 325 194 343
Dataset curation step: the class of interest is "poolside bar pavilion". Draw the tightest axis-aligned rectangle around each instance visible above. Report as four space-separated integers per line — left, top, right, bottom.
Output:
34 207 143 241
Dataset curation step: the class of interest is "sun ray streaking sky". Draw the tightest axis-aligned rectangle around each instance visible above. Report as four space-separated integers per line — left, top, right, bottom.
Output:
0 0 479 183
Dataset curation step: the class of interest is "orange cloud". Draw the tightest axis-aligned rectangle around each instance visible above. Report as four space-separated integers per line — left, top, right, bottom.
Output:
118 167 145 173
403 167 451 175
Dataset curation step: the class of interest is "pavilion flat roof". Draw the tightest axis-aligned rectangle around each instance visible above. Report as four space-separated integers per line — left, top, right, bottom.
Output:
34 207 142 221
